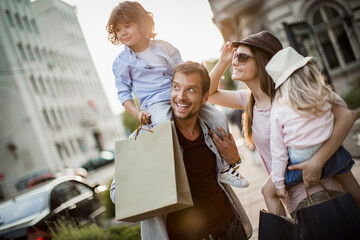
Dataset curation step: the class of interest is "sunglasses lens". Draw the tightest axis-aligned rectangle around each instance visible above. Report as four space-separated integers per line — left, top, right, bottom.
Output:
234 53 249 65
238 53 247 64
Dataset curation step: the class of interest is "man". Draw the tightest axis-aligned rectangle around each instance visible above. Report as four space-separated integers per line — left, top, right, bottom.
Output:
110 61 252 240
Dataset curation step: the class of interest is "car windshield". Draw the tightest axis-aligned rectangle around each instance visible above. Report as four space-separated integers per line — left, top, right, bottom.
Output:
0 192 47 226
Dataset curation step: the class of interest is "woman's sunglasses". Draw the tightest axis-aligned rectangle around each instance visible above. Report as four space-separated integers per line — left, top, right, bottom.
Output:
233 52 254 65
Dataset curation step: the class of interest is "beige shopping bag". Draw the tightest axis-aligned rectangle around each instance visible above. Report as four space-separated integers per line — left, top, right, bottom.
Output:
115 120 193 222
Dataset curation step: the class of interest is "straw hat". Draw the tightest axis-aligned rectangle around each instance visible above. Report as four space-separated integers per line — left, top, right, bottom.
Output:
266 47 312 89
232 31 283 56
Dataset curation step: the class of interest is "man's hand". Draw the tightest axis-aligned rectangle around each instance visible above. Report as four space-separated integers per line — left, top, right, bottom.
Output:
288 160 322 187
210 126 240 165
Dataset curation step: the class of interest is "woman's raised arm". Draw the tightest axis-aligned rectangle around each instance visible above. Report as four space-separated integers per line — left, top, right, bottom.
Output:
209 42 245 109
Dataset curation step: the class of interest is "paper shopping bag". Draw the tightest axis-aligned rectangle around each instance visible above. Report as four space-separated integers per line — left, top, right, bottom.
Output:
296 192 360 240
115 120 193 222
258 210 301 240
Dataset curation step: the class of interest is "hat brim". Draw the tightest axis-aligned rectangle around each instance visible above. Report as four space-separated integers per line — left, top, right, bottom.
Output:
274 56 312 89
232 41 241 48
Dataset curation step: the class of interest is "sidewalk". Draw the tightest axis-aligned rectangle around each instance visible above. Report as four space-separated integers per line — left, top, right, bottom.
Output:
229 124 360 240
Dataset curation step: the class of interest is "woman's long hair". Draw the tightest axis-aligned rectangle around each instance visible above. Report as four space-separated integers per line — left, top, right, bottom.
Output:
242 47 275 150
275 62 334 117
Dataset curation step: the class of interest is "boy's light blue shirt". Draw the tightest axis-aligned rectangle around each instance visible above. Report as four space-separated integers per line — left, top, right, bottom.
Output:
112 39 183 110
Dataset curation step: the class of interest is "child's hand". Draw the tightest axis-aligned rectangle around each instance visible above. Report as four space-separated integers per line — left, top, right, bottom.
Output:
276 187 286 199
219 41 235 65
137 111 151 124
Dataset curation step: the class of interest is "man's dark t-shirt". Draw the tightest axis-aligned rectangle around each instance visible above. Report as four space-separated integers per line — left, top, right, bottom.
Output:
166 126 234 240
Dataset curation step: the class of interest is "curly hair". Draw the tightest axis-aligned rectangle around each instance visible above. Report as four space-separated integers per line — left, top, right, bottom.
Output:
106 1 157 45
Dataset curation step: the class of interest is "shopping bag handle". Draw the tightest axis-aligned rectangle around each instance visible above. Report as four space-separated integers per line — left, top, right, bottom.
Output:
134 115 153 140
305 182 331 205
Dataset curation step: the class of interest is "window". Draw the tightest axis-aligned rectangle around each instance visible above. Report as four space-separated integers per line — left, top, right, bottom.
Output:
332 26 355 63
30 18 39 33
5 10 15 27
14 13 24 29
23 16 31 31
26 44 35 61
17 43 27 60
42 108 51 127
77 138 87 152
41 48 48 61
70 139 77 154
51 181 81 208
45 77 54 97
307 3 357 70
38 76 47 93
55 143 64 160
58 108 66 125
50 109 60 129
34 47 42 61
75 182 92 194
29 75 39 92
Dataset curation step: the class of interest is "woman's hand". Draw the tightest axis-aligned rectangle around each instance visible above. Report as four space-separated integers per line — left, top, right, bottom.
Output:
210 126 240 165
219 41 235 66
287 160 322 187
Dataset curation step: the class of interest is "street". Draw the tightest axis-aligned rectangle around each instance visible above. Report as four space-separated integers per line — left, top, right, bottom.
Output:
88 124 360 240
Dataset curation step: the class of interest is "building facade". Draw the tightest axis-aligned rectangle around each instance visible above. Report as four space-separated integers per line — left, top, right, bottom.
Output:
0 0 124 200
208 0 360 94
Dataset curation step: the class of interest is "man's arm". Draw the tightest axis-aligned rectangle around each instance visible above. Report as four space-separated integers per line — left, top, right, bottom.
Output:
288 105 357 187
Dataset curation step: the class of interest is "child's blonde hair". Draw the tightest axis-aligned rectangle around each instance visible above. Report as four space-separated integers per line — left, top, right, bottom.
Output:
275 61 334 117
106 1 157 45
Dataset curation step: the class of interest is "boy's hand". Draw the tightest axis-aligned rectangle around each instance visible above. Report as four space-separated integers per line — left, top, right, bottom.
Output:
137 111 151 124
276 187 286 198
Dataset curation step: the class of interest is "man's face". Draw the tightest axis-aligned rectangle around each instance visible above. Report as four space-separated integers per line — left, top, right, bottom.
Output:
171 72 209 121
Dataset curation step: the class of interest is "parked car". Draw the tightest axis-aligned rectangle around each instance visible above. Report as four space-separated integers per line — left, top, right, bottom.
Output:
0 175 105 240
15 169 56 191
82 150 114 172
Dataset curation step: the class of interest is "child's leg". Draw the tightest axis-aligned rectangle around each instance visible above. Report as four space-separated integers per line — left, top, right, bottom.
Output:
219 161 249 188
261 176 286 216
333 171 360 209
146 101 172 127
199 103 229 138
285 145 322 186
321 145 355 178
129 102 172 138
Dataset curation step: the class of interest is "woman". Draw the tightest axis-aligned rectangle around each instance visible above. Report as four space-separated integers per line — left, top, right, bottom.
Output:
208 31 357 214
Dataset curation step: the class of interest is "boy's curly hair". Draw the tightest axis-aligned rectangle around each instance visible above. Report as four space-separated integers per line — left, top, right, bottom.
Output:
106 1 157 45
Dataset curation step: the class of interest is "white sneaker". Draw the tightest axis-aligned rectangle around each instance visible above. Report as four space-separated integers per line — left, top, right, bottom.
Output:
219 167 249 188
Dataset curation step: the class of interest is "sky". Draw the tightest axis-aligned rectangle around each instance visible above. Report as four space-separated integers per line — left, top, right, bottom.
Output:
63 0 225 115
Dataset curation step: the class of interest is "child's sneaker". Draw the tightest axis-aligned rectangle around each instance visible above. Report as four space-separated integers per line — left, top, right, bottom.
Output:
219 165 249 188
